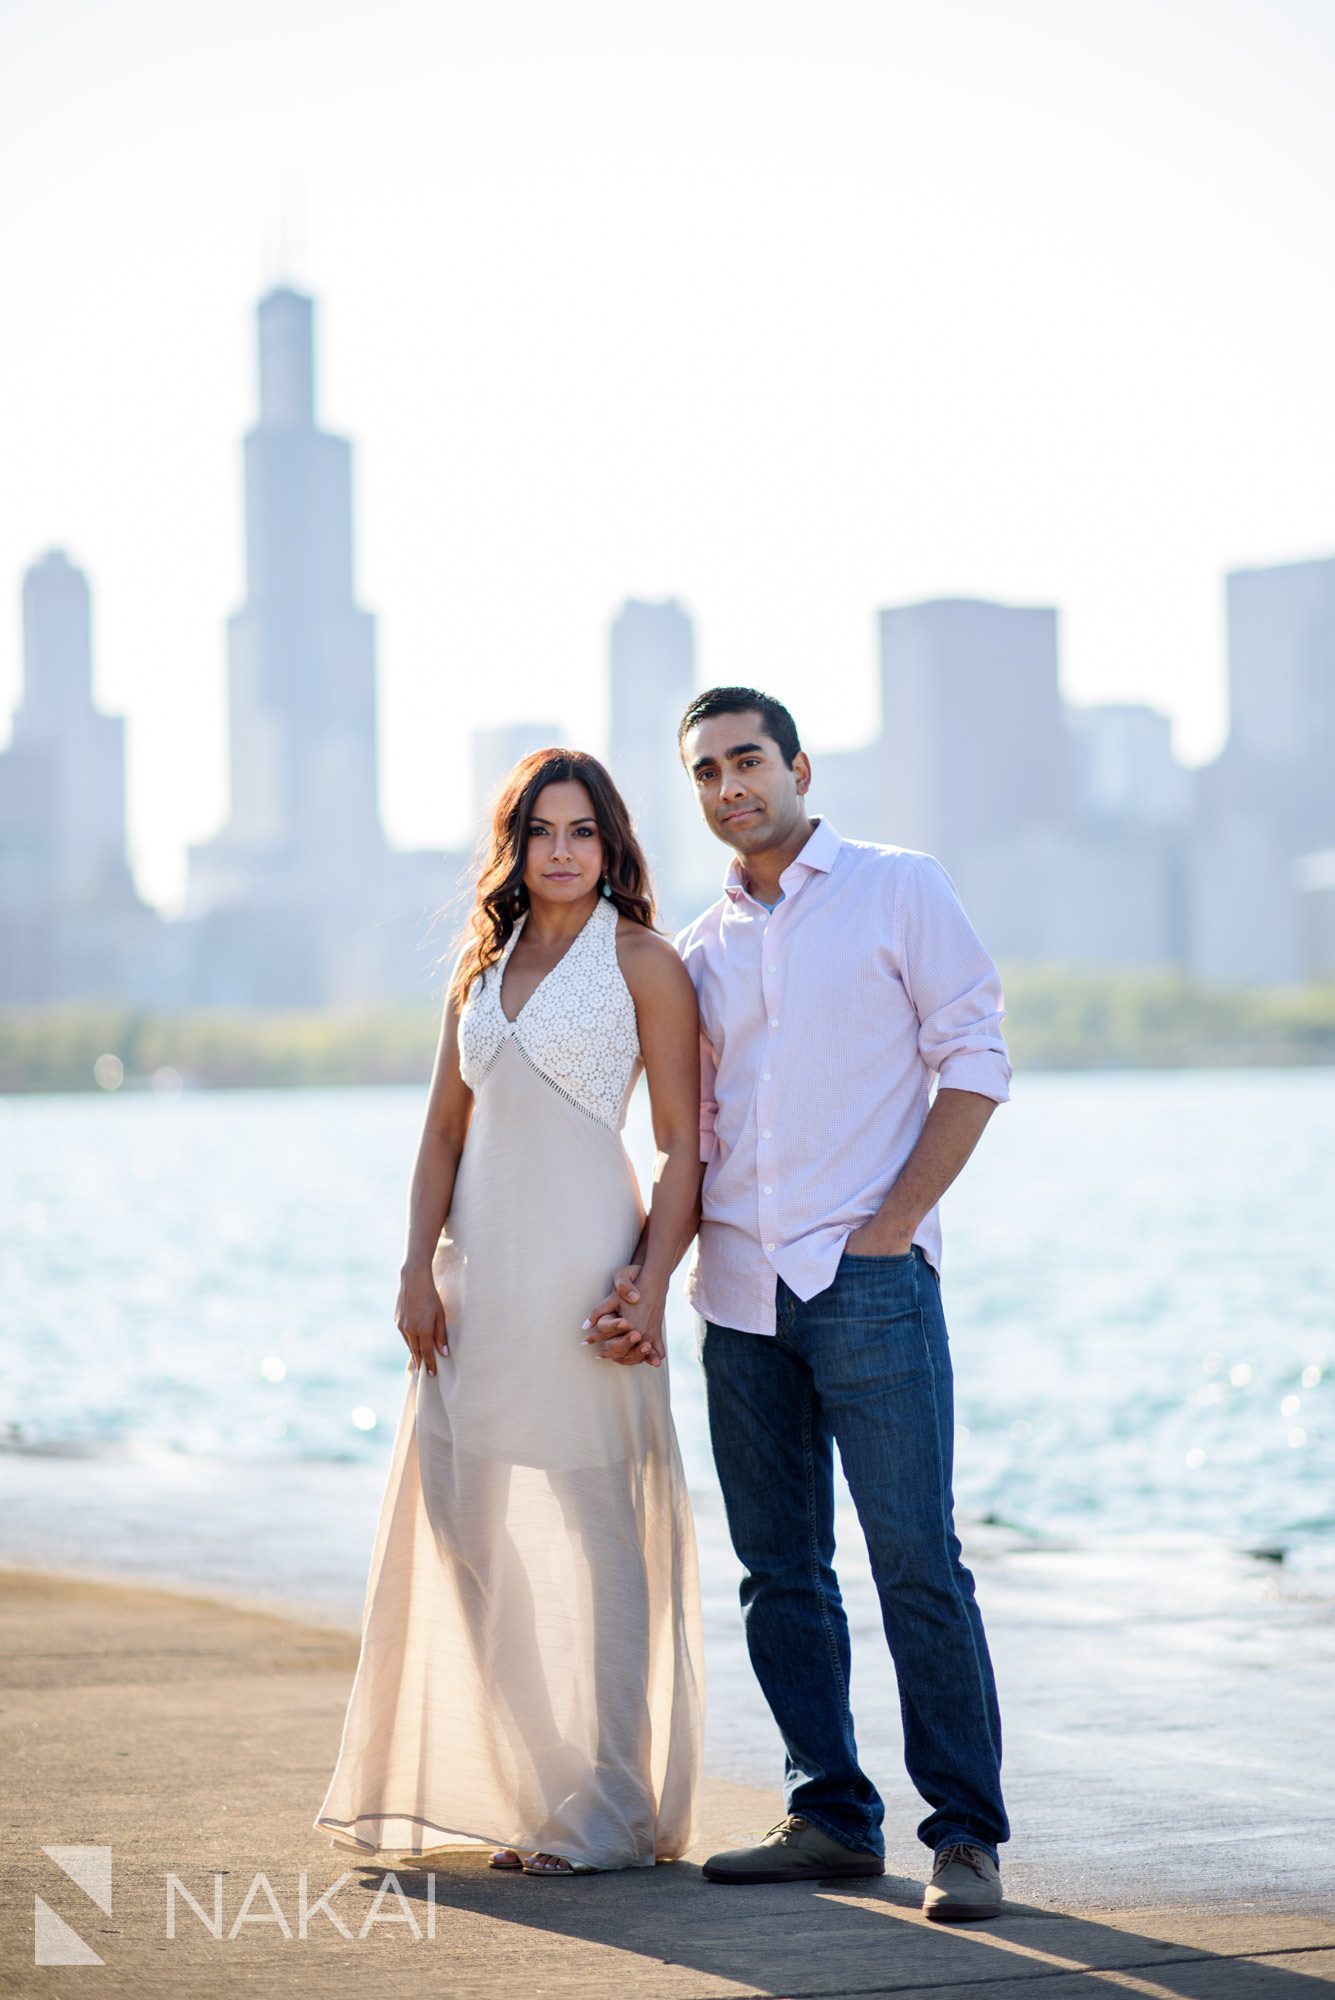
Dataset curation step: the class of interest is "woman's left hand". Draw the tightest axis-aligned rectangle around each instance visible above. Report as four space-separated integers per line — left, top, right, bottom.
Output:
587 1313 661 1365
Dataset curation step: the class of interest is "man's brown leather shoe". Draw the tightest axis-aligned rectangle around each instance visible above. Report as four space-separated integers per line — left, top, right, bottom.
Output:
703 1814 886 1884
922 1843 1003 1920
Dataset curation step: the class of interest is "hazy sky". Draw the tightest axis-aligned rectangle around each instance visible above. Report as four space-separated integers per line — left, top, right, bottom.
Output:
3 0 1333 912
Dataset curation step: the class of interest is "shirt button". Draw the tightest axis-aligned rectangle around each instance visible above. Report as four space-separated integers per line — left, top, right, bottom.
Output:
762 1128 771 1138
763 1184 772 1195
769 1018 779 1028
765 1242 775 1253
762 1072 771 1081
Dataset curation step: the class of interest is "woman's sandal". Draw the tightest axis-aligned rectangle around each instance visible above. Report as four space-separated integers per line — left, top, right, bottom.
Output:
488 1849 523 1870
520 1851 599 1875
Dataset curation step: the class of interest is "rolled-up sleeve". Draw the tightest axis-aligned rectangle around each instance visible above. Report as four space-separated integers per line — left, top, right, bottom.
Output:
897 853 1012 1103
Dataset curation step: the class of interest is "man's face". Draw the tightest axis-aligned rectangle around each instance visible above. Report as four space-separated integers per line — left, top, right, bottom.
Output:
681 710 811 854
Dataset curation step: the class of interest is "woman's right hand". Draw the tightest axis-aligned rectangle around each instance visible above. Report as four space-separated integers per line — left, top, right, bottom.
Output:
581 1264 664 1366
396 1261 449 1375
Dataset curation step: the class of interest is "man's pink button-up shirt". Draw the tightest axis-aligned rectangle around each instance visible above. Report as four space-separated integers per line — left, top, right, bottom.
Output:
673 817 1012 1337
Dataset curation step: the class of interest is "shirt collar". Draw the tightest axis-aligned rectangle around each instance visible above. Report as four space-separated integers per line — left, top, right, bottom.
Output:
723 816 842 902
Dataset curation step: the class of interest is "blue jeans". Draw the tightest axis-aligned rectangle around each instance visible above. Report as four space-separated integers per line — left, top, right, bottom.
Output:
700 1246 1008 1862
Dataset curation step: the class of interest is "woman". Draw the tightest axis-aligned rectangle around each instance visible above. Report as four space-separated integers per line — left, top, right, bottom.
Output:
314 749 705 1875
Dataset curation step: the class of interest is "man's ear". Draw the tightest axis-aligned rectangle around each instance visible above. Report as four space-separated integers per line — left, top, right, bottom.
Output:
793 750 812 797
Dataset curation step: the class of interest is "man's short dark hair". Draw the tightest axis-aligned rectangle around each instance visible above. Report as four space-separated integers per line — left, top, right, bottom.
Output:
677 686 802 769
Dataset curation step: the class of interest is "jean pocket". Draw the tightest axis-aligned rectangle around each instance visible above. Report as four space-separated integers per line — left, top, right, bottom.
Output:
834 1246 922 1305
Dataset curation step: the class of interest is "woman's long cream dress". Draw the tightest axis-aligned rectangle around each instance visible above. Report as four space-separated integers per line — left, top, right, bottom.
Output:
314 895 704 1869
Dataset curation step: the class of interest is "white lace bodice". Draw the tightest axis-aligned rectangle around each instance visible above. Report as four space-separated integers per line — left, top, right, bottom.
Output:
458 895 642 1130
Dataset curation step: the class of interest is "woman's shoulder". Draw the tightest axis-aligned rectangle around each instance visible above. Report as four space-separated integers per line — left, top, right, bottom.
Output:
614 919 698 1002
613 915 674 963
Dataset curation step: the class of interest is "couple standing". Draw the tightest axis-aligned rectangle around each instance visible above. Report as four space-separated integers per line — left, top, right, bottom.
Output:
315 685 1013 1922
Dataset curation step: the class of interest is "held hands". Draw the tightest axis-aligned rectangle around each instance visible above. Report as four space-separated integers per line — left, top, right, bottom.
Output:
580 1264 664 1367
396 1262 449 1376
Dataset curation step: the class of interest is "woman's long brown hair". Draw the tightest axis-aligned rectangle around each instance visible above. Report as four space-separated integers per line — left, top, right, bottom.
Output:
447 749 656 1012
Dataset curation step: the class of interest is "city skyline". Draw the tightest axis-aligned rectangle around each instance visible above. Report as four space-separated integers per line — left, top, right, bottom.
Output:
5 504 1329 930
5 377 1334 999
3 0 1334 912
12 514 1332 930
8 432 1327 922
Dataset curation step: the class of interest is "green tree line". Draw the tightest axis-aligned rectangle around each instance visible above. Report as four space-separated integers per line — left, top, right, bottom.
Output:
3 971 1335 1093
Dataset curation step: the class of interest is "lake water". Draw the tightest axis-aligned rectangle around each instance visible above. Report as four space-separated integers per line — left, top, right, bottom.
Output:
2 1069 1332 1588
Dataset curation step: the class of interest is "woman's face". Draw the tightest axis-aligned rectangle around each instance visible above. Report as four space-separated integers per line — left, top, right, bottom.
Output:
521 780 605 908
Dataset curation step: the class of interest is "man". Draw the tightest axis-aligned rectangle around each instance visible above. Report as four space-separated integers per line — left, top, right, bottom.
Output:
586 685 1011 1921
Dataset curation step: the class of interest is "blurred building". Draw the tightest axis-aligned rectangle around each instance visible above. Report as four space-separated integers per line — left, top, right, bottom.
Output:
1296 850 1335 983
810 741 879 844
607 597 717 925
0 550 161 1002
471 721 564 832
184 287 462 1004
867 596 1132 966
1184 555 1335 985
1184 814 1302 986
1073 703 1191 830
875 597 1073 865
1214 556 1335 855
1028 702 1191 970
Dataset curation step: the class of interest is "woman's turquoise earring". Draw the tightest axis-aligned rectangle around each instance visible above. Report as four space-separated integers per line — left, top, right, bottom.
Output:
601 879 613 898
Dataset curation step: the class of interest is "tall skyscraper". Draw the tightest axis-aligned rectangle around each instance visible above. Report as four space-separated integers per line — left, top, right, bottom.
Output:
7 550 134 906
189 286 383 917
875 597 1072 863
0 550 150 1000
1219 555 1335 854
608 598 710 922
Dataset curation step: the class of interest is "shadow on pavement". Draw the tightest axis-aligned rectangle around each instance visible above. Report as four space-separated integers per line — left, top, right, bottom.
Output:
370 1852 1330 1998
